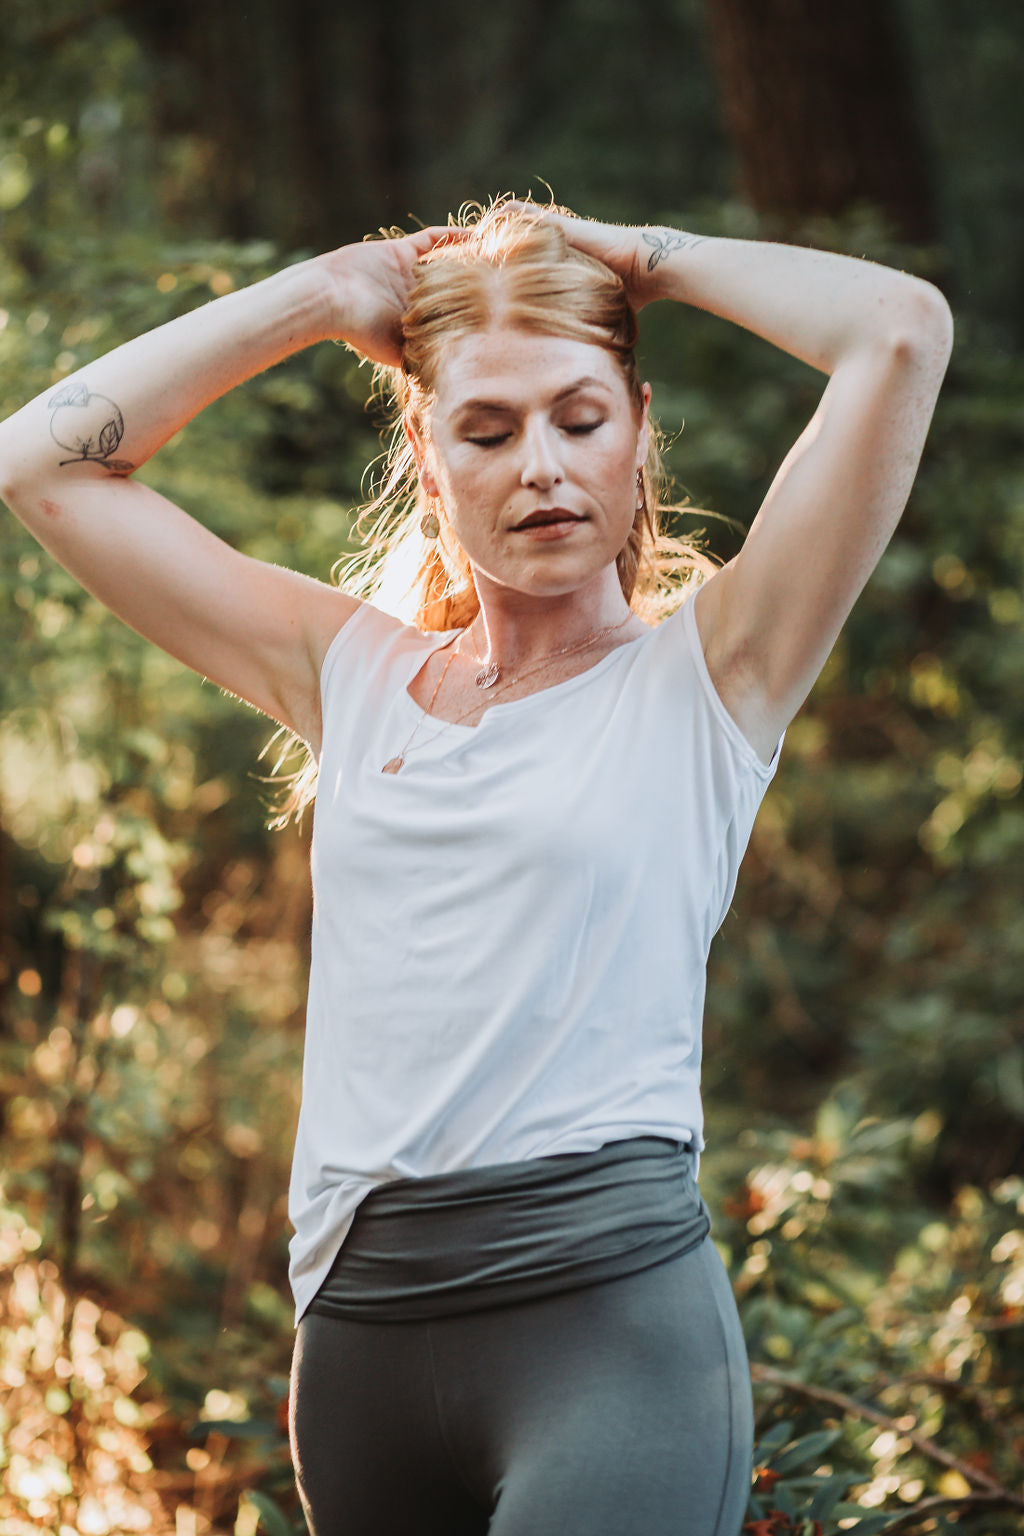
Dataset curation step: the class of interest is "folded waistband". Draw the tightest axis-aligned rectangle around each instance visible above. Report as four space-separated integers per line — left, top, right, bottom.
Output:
307 1136 710 1322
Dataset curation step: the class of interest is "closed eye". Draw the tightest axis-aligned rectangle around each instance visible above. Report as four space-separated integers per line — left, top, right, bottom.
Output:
467 419 603 447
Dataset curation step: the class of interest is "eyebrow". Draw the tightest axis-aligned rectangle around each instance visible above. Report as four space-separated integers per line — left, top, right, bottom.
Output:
453 376 614 417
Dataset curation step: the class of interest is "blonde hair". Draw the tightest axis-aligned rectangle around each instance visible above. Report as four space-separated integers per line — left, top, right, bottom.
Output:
266 196 713 823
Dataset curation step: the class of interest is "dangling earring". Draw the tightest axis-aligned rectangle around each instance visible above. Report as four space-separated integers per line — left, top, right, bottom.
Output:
635 469 647 515
420 498 441 539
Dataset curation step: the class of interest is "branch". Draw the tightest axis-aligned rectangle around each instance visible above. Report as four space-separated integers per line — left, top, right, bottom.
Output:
877 1369 1019 1451
750 1363 1021 1503
879 1491 1024 1531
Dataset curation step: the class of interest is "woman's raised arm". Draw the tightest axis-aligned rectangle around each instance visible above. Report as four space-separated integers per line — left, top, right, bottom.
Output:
0 227 451 751
553 213 955 761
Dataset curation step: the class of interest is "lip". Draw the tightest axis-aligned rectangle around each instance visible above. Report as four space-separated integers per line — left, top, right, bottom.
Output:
513 519 587 543
513 508 586 531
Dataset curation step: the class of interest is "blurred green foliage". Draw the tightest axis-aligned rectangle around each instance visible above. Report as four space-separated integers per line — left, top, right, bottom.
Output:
1 3 1023 1534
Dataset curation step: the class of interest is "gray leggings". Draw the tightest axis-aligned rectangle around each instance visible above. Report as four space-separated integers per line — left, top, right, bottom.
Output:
289 1236 753 1536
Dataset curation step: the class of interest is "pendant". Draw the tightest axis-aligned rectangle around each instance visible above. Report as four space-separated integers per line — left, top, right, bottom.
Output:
381 756 404 774
475 662 501 689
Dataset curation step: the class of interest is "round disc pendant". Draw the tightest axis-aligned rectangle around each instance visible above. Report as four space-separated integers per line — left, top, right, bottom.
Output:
475 662 501 689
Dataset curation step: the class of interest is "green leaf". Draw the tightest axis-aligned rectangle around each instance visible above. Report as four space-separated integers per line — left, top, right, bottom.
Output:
807 1474 849 1521
755 1419 795 1455
772 1481 798 1519
243 1488 296 1536
769 1428 843 1474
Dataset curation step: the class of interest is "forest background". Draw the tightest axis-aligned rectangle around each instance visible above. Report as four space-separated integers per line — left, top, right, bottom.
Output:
1 2 1022 1534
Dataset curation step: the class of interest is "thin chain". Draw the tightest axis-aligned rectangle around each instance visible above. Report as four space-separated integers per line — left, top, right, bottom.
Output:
463 613 633 690
382 612 635 774
380 638 461 774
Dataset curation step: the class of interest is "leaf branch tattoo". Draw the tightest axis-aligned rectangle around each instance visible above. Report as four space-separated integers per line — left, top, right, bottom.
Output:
48 382 134 474
642 230 707 273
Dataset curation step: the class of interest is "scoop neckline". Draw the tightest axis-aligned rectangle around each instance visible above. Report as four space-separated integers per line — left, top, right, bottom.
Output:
402 624 657 731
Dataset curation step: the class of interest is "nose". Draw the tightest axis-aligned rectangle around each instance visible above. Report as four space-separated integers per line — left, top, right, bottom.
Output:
519 417 564 490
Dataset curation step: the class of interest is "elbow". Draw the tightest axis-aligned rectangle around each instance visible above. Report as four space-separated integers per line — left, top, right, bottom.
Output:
0 460 35 517
890 281 954 372
0 417 31 509
0 440 23 511
0 416 56 511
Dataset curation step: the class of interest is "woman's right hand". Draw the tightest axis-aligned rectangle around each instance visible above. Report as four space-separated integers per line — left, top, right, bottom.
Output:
318 227 460 366
0 220 458 762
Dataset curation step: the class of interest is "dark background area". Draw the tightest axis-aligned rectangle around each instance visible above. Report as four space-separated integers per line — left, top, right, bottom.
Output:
1 3 1022 1533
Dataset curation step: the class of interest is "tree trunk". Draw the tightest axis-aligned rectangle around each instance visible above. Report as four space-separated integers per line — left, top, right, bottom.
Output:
703 0 937 242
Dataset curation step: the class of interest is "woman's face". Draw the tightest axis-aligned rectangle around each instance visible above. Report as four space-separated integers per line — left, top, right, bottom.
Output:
417 326 650 604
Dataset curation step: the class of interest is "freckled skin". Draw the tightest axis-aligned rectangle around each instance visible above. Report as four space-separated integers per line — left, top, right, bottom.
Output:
422 328 650 610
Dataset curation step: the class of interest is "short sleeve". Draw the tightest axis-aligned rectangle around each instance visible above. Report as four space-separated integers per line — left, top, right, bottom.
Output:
678 594 782 782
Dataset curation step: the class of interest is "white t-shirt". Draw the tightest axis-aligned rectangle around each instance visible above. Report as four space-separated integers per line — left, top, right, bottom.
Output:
287 593 781 1322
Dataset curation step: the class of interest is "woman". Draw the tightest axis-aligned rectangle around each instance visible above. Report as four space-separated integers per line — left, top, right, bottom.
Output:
0 199 952 1535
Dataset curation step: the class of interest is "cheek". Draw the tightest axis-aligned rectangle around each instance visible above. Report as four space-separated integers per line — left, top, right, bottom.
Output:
434 439 484 494
599 441 642 506
437 464 503 557
438 458 490 525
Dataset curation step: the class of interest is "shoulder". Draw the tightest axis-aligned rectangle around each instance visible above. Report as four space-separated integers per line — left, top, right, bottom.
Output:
297 598 434 757
317 600 449 699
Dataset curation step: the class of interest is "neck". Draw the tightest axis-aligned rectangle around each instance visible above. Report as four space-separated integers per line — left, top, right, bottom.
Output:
469 569 637 666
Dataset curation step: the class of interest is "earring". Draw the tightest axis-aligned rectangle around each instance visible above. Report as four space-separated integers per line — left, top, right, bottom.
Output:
635 470 647 514
420 499 441 539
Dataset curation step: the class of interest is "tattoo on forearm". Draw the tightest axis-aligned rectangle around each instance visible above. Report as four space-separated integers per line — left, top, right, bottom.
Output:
642 230 707 273
48 382 134 474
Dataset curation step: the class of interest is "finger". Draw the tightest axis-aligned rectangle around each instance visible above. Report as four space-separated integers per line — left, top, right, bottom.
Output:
553 216 629 263
408 224 469 256
500 203 612 255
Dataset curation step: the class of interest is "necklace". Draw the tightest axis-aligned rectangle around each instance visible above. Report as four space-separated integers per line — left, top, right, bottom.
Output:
381 612 636 774
464 613 634 689
381 638 461 774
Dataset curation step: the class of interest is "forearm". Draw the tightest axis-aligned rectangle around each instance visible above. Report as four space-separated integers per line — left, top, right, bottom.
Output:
647 231 952 374
0 257 332 499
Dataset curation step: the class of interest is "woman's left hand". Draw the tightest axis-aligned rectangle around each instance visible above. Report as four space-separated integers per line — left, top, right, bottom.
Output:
525 207 707 309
